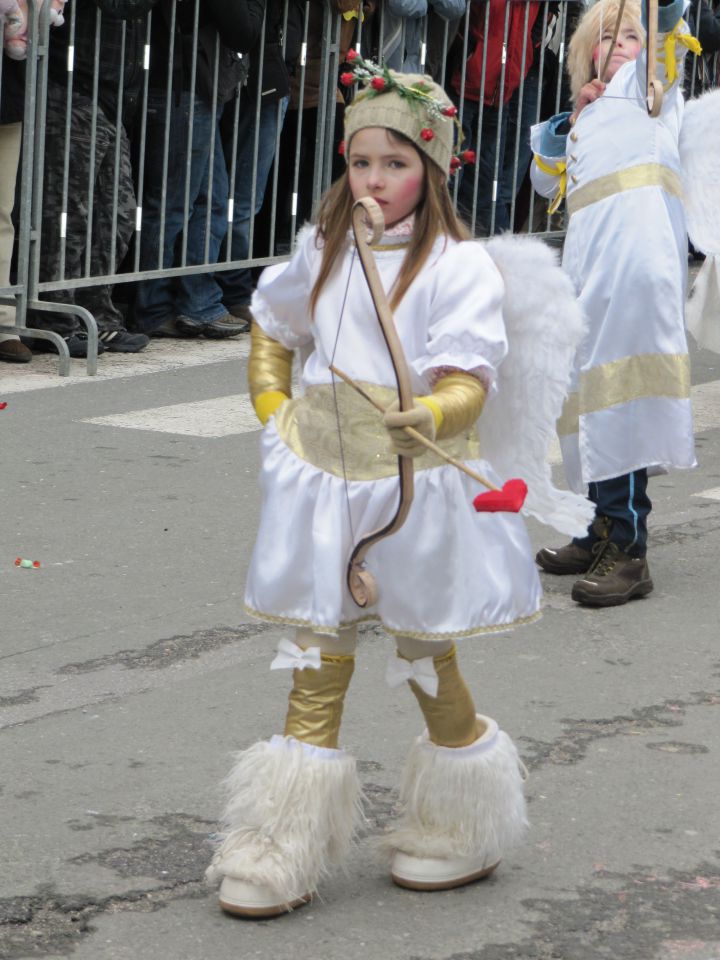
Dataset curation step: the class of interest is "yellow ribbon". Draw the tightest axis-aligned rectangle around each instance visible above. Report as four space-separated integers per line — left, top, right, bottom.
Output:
534 154 567 215
663 19 702 85
342 8 364 21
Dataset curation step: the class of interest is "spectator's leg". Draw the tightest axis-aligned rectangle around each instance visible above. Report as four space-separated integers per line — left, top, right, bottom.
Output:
28 90 105 338
173 108 230 325
133 90 199 335
219 96 289 316
75 116 135 333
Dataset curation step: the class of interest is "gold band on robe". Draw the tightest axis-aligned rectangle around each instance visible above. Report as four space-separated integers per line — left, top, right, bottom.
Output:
284 653 355 749
557 352 691 436
248 323 293 407
274 381 481 481
567 162 682 217
402 645 479 748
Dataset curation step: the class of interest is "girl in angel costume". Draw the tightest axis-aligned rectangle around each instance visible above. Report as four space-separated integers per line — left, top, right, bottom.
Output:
531 0 702 607
206 55 592 918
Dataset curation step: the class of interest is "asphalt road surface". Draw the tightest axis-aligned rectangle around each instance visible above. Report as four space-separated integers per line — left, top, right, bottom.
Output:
1 313 719 960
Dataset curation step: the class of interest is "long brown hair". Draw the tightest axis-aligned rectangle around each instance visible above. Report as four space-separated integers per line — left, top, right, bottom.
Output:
309 131 470 316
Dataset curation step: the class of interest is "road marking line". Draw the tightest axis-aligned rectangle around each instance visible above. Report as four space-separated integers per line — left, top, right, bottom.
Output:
692 486 720 501
0 337 250 395
82 394 258 438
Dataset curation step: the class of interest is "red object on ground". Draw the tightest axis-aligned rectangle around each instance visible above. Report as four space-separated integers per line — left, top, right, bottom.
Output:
0 402 7 409
473 478 528 513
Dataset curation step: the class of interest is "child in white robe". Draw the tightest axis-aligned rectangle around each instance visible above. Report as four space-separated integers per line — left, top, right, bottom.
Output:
530 0 697 607
205 60 542 918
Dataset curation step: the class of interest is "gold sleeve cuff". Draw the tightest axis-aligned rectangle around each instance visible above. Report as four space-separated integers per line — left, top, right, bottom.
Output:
423 372 486 440
248 323 294 414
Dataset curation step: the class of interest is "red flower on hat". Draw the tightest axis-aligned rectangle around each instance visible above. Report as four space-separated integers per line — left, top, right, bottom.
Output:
420 128 434 141
460 149 476 164
442 105 458 117
370 76 386 91
338 140 346 156
449 156 462 173
340 72 356 86
346 48 359 61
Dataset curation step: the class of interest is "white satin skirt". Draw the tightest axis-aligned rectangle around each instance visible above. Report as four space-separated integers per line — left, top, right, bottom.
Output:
244 421 542 642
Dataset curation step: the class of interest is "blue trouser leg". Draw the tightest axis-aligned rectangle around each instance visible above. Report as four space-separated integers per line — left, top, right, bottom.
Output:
218 96 289 308
133 91 224 332
573 470 651 557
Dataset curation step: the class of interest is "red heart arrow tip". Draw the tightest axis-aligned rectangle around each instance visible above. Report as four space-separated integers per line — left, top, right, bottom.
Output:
473 478 528 513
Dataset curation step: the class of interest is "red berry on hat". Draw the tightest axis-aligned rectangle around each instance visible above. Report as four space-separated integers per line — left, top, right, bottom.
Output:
420 127 434 141
461 149 477 164
370 76 386 91
449 156 462 172
338 140 346 156
442 105 458 117
340 72 355 86
346 48 359 61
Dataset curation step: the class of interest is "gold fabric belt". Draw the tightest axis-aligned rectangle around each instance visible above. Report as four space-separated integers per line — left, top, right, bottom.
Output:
273 381 480 480
557 352 691 436
567 163 683 217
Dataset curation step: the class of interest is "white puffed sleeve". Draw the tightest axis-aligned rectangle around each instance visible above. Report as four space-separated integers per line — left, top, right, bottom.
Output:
250 225 319 350
411 241 507 390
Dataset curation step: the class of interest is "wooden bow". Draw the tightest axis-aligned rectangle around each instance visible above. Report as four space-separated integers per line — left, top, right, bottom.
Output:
344 197 415 608
600 0 662 116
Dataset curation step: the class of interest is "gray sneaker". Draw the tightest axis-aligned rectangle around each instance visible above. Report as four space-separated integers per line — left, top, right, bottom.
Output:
201 312 250 338
571 542 654 607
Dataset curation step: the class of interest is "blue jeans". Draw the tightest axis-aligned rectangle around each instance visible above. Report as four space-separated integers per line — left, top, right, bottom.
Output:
573 470 652 558
133 90 228 332
218 96 289 307
457 67 540 235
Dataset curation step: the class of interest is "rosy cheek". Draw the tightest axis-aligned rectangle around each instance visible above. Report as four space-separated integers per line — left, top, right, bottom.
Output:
592 44 601 64
399 176 423 199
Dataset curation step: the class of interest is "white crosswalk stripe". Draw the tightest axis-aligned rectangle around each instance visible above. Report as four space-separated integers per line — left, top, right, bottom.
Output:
82 394 258 437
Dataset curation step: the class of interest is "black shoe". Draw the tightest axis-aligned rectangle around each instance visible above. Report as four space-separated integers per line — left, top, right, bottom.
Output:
536 542 594 575
99 329 150 353
173 316 206 337
29 333 106 358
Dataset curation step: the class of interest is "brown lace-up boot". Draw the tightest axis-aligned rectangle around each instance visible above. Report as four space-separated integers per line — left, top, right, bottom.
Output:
571 541 654 607
536 517 611 575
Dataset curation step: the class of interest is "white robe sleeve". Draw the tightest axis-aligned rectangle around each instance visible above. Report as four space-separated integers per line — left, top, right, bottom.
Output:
250 225 319 350
410 241 507 390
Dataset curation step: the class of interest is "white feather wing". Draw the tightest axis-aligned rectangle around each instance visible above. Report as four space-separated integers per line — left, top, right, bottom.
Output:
481 235 594 537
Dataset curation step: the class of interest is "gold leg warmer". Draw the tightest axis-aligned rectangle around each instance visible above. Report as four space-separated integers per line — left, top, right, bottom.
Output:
399 644 480 748
284 653 355 749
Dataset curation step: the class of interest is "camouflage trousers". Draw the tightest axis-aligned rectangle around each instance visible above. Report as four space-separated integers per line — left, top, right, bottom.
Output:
29 88 135 336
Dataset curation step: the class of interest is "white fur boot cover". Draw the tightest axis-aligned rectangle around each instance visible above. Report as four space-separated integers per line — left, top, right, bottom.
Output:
206 735 363 902
383 716 528 864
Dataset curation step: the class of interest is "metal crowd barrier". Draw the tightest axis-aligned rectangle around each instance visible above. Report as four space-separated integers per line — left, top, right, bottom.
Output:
0 0 716 377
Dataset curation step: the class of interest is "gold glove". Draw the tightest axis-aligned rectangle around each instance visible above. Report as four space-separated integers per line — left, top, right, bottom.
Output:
248 322 293 425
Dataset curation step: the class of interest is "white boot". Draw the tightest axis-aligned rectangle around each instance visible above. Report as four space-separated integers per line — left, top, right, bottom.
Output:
385 715 528 891
206 735 362 917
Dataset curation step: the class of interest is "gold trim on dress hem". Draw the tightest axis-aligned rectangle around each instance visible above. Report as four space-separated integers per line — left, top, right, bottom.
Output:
243 603 541 640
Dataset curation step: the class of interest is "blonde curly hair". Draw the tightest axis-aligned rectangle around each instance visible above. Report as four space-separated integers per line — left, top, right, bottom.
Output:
567 0 644 104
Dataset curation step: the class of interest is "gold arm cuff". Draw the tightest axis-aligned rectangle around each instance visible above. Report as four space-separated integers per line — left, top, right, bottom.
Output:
402 645 479 748
249 323 294 409
283 653 356 749
430 373 486 441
